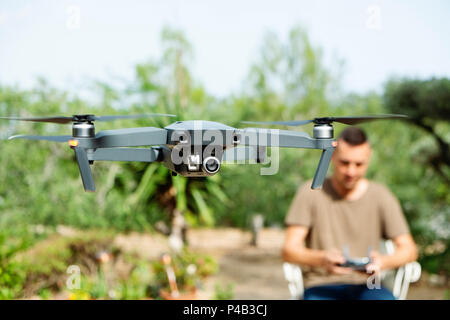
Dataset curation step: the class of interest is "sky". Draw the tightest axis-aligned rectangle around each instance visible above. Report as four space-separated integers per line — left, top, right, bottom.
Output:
1 0 449 99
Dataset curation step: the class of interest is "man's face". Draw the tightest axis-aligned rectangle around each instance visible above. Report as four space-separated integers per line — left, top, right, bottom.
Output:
331 140 372 190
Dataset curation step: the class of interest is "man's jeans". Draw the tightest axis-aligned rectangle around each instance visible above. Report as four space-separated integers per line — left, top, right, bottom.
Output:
303 284 396 300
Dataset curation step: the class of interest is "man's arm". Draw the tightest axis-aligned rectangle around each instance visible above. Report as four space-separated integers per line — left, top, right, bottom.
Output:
282 225 353 275
368 234 418 271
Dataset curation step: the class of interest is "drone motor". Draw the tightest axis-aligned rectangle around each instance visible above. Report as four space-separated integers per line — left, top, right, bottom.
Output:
313 124 334 139
73 122 95 138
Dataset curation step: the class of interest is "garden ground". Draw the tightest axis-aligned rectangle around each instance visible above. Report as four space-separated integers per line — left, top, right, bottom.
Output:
115 228 448 300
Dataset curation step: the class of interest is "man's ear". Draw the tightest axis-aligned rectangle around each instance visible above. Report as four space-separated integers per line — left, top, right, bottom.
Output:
331 141 339 161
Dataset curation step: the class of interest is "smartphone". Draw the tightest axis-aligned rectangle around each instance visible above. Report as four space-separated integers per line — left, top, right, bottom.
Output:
339 257 370 271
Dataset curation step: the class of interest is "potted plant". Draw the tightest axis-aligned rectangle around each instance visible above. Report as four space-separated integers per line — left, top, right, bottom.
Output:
152 249 217 300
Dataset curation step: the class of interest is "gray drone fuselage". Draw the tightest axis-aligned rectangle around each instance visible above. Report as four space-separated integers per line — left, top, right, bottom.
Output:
163 120 242 177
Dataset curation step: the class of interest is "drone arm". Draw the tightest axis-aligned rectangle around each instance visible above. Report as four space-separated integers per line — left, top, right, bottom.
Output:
237 128 330 149
237 128 336 189
77 127 167 149
274 131 336 189
275 130 336 189
88 147 161 163
222 146 266 163
72 147 95 192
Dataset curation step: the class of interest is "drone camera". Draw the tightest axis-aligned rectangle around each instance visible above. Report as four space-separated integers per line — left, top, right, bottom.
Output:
202 156 221 174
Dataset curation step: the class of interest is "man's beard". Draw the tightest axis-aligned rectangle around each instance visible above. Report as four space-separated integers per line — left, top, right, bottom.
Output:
342 176 359 190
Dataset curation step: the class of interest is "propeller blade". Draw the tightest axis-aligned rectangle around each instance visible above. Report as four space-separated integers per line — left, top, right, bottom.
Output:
0 116 73 124
242 114 408 127
8 135 72 142
94 113 177 122
241 120 313 127
0 113 177 124
320 114 408 125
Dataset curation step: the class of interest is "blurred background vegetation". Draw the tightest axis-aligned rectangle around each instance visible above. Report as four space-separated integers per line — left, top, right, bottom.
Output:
0 26 448 298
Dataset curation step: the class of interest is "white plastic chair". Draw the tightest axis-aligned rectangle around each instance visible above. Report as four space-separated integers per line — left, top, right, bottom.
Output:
283 240 421 300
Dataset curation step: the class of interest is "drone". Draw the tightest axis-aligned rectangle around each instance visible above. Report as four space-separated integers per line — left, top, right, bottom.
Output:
0 113 407 192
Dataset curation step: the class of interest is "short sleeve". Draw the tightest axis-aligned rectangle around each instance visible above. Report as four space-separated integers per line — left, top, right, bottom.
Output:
379 186 410 239
285 181 315 227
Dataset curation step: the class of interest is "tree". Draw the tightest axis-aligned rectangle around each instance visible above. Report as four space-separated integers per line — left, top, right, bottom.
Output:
384 78 450 182
383 78 450 275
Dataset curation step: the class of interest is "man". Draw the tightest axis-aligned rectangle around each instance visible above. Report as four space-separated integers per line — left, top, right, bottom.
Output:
282 127 418 300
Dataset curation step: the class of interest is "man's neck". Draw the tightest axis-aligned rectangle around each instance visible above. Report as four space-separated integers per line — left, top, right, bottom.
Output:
330 177 369 201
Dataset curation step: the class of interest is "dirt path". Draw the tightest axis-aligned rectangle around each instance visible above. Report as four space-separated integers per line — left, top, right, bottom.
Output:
186 228 290 299
205 247 289 299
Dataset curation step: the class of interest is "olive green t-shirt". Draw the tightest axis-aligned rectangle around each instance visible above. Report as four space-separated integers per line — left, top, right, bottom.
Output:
285 178 410 287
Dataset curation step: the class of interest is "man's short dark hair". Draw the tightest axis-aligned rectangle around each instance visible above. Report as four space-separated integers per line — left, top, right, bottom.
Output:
338 127 368 146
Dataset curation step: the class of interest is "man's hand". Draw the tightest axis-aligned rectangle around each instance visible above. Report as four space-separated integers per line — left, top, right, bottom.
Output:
321 249 353 275
365 250 384 275
365 235 418 274
283 226 353 273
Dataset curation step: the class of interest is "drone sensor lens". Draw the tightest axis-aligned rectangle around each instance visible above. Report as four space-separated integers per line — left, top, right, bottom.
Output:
206 159 218 172
203 156 220 174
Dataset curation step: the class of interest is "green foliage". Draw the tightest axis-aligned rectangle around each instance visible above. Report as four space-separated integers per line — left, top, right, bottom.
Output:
151 249 218 295
37 288 52 300
72 262 153 300
383 78 450 274
14 230 116 297
213 282 234 300
0 233 27 299
384 77 450 181
115 263 153 300
420 251 450 276
18 231 114 273
384 77 450 121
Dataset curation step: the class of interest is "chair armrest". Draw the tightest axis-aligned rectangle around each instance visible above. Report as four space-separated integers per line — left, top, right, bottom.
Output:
392 261 421 299
283 262 304 300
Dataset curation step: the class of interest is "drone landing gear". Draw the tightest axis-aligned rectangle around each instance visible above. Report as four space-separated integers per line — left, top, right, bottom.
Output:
72 146 96 192
311 148 334 189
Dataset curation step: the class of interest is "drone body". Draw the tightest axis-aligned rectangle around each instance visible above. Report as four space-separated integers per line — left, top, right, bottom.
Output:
1 114 406 192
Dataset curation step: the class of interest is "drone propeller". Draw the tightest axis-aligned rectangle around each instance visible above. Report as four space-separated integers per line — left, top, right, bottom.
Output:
242 114 408 127
0 113 176 124
242 119 314 126
8 135 72 142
